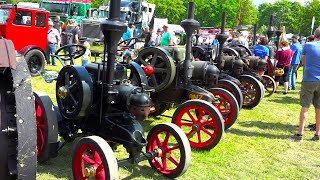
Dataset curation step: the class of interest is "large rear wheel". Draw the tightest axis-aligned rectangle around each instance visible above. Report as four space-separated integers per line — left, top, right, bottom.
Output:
216 79 243 109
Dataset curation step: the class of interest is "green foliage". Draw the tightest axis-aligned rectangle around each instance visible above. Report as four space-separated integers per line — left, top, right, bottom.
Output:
257 24 267 36
239 0 258 25
149 0 187 24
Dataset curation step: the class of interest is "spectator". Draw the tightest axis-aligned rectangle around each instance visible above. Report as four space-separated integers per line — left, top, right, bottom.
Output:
288 35 303 91
152 28 162 47
274 40 293 94
253 37 269 75
144 27 152 47
46 21 60 66
291 27 320 141
307 35 315 42
53 15 63 34
122 23 133 41
82 41 91 66
238 31 249 48
160 24 174 46
61 19 79 55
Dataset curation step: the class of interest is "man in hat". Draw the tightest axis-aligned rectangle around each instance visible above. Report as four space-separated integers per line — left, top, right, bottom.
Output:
46 20 60 66
160 24 175 46
288 35 303 90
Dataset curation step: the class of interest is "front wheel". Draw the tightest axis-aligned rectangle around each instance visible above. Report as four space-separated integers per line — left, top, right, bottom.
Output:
261 75 276 97
72 136 119 180
172 99 224 150
25 49 45 77
147 123 191 179
209 88 239 130
237 75 264 109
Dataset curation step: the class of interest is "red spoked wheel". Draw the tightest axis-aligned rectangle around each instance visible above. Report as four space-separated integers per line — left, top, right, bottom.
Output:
35 99 46 157
147 123 191 179
73 136 118 180
172 100 224 150
209 88 239 130
216 79 243 109
34 91 59 162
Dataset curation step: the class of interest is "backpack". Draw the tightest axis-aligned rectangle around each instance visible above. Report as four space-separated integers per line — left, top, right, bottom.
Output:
62 26 75 45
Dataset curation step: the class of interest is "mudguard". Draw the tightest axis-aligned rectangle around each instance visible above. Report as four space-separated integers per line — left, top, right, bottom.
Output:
0 38 16 69
129 61 149 89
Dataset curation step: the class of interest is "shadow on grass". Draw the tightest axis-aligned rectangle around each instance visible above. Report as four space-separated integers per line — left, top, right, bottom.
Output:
120 163 169 180
267 95 300 105
227 128 290 139
237 121 297 131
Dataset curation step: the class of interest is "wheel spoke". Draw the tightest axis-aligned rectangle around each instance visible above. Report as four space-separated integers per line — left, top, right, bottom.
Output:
155 135 163 147
138 57 148 66
168 156 179 166
69 93 79 107
161 156 167 171
157 62 165 68
163 131 170 146
154 68 167 73
82 154 95 165
69 82 78 92
201 127 213 136
64 72 70 86
151 53 158 66
186 129 195 138
150 74 158 87
186 111 197 122
197 130 202 143
167 145 180 151
180 122 193 126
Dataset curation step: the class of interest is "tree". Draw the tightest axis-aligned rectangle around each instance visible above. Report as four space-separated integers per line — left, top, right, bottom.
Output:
148 0 187 24
238 0 258 25
300 0 320 36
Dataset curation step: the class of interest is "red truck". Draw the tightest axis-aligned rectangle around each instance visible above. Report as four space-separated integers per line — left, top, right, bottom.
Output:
0 4 49 76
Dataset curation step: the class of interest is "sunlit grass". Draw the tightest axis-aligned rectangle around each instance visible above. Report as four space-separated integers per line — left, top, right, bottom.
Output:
35 63 320 179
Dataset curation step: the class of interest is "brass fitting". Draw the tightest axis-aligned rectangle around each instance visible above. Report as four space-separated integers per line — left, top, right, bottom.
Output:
84 166 96 177
58 86 68 99
154 148 163 157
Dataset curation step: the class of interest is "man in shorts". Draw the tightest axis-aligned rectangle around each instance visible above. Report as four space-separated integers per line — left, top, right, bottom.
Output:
291 27 320 141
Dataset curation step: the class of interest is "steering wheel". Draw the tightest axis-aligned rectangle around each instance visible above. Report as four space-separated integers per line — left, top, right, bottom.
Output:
118 37 139 50
55 44 86 65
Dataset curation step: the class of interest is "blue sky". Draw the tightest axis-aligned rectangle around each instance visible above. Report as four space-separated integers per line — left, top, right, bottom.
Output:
252 0 309 7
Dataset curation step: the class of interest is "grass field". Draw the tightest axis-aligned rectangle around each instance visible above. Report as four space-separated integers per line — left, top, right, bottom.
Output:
34 59 320 180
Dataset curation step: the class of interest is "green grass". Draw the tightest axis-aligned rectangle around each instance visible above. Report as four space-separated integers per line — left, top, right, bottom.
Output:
34 63 320 179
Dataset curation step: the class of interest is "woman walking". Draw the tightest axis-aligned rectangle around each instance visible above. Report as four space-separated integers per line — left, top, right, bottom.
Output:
274 40 294 95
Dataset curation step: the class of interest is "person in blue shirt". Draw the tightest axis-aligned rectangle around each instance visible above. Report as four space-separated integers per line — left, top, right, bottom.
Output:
291 28 320 141
253 37 269 75
288 35 303 90
121 23 133 42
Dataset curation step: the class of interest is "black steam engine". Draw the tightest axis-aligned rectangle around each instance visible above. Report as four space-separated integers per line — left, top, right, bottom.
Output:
36 0 191 179
192 13 268 108
133 3 241 151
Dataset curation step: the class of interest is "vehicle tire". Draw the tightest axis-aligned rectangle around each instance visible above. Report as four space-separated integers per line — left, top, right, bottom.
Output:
216 79 243 109
237 75 264 109
34 91 59 162
175 33 184 45
209 88 239 130
25 49 45 77
172 99 224 150
73 136 119 180
147 123 191 179
261 75 276 97
0 71 17 180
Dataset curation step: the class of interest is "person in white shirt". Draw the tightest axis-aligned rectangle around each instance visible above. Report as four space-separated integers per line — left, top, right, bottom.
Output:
46 20 61 66
82 41 91 66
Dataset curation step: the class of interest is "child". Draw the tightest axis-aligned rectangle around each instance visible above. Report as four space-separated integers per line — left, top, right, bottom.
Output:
82 41 91 66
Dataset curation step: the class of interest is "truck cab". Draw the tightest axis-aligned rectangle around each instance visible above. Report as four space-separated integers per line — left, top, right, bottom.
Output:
0 4 49 76
40 0 91 25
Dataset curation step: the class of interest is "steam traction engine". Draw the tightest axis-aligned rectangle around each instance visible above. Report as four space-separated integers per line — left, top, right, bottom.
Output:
0 38 36 179
36 0 191 179
133 3 241 151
